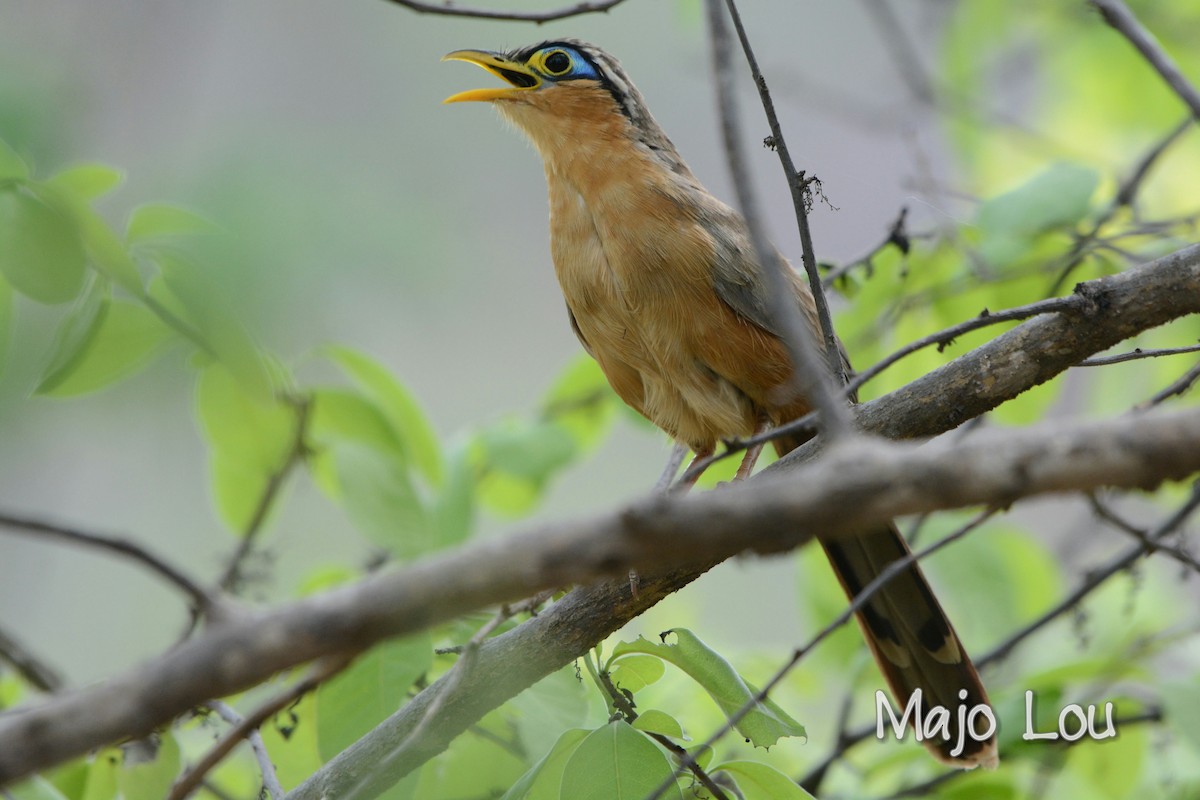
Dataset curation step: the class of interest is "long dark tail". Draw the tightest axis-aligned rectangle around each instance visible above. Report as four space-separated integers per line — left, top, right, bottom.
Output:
775 430 996 767
821 523 997 767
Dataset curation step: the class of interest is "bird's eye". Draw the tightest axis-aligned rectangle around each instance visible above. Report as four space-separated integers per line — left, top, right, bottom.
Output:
543 50 572 76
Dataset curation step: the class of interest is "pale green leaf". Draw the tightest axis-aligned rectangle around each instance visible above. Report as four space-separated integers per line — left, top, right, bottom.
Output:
611 631 805 747
542 353 616 451
5 777 69 800
632 709 686 740
609 654 666 694
196 364 296 532
315 634 433 761
80 752 119 800
39 299 173 396
560 722 683 800
117 733 180 800
325 346 443 486
45 164 123 201
332 444 432 558
0 185 86 304
0 275 14 376
310 388 406 454
432 439 475 547
713 761 816 800
477 418 576 482
0 139 28 181
1062 718 1146 800
126 203 217 244
498 728 589 800
511 665 589 761
35 279 109 393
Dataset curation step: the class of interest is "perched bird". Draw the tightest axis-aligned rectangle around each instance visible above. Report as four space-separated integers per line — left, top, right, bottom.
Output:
445 39 996 768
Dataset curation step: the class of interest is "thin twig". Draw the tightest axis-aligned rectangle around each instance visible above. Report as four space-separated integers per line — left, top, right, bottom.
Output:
1078 343 1200 366
380 0 629 22
720 0 847 392
821 207 912 290
980 482 1200 668
1138 360 1200 408
0 513 214 613
844 295 1089 397
167 656 353 800
1088 493 1200 573
216 397 311 592
646 508 998 800
0 625 63 694
1089 0 1200 119
705 0 853 439
205 701 285 800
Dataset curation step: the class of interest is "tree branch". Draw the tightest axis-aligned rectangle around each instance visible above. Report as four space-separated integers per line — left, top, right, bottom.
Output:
3 242 1199 790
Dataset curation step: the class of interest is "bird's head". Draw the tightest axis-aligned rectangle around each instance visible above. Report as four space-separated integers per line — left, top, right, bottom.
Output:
443 40 676 162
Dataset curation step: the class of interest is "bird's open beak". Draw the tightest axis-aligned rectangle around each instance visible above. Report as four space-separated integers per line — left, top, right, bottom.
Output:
442 50 543 104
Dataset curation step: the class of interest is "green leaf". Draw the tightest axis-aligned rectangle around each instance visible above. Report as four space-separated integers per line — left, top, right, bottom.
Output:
0 184 87 304
80 752 119 800
310 388 406 454
1062 718 1146 800
498 728 589 800
0 139 29 181
315 634 433 761
0 275 13 376
415 712 527 797
325 346 443 486
38 298 173 396
611 631 805 748
632 709 686 740
332 444 433 558
117 733 180 800
126 203 216 244
712 761 816 800
431 438 475 548
68 200 143 294
196 363 296 532
5 778 70 800
609 654 666 694
157 252 274 400
511 665 589 761
542 353 616 451
560 722 683 800
45 164 123 201
975 163 1099 266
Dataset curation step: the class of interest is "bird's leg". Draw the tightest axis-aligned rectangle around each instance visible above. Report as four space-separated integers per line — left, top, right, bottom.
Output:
631 444 710 598
673 445 715 494
733 415 772 481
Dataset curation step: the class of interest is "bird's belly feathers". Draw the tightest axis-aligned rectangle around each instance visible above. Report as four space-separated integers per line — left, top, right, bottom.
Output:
546 180 764 450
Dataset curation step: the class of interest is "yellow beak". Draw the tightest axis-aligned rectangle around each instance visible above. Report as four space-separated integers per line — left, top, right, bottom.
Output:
442 49 543 104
